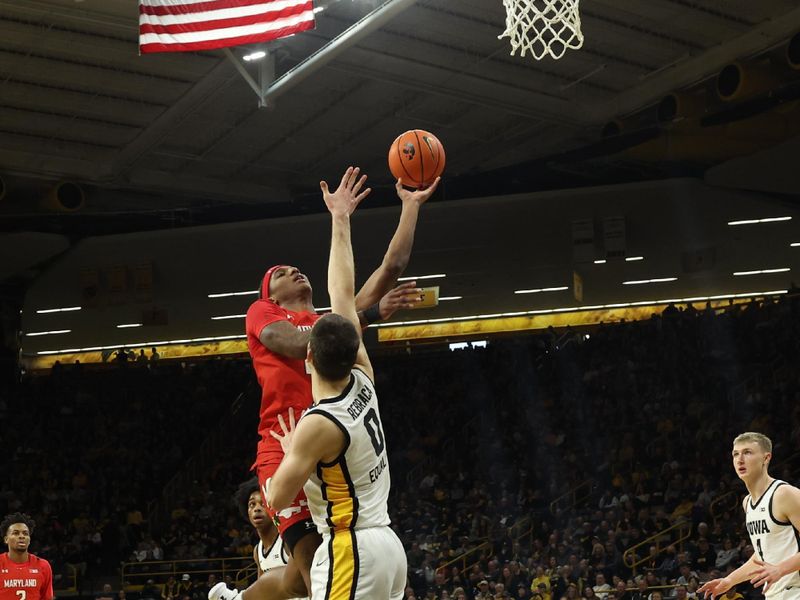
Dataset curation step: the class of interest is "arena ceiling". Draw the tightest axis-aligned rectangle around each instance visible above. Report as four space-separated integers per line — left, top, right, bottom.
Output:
1 0 800 227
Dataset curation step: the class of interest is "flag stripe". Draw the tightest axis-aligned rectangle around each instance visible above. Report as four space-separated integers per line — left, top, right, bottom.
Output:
139 0 308 18
139 1 309 26
140 3 310 34
138 0 315 54
139 17 313 52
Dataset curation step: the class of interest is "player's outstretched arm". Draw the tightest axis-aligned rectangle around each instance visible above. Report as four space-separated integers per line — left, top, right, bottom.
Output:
321 167 374 379
266 410 343 512
353 176 440 311
699 553 758 598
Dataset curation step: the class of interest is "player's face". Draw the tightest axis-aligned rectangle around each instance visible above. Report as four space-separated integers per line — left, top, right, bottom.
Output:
247 491 268 529
269 266 312 302
4 523 30 552
732 441 769 480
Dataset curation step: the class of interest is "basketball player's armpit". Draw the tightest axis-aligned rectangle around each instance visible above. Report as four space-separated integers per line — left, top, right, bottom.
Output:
259 321 310 359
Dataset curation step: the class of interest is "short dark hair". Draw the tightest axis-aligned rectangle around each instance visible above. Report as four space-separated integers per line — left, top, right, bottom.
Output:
309 314 359 381
1 512 35 537
233 477 261 521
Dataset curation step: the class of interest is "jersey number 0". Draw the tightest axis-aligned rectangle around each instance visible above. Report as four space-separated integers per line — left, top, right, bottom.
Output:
363 408 385 456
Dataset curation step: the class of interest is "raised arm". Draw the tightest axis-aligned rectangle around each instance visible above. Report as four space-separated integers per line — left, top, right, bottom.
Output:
353 176 440 310
320 167 374 378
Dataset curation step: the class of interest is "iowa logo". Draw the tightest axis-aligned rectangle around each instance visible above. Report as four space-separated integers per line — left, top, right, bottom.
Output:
402 142 416 160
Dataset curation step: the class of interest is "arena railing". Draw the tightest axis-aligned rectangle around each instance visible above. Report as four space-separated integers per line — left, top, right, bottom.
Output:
120 556 251 591
549 478 597 515
435 540 494 578
622 519 692 576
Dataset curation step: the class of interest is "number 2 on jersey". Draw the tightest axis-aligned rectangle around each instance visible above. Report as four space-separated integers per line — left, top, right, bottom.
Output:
17 591 26 600
363 408 385 456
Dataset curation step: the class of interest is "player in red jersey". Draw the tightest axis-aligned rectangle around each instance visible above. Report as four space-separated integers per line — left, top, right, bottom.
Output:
211 168 438 600
0 513 53 600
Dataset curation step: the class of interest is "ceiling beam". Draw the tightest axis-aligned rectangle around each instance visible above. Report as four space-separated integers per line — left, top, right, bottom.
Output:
589 5 800 122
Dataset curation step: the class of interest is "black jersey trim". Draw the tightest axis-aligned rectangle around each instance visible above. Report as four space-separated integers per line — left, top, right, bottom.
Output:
323 533 334 600
349 528 360 600
317 373 356 405
769 482 792 526
749 478 780 510
306 410 351 467
352 366 375 387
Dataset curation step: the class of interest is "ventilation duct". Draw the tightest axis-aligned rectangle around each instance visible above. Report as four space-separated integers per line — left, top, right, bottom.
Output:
42 182 85 212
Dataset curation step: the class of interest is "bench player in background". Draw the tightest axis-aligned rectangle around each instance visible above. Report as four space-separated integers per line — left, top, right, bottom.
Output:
698 432 800 600
0 513 53 600
233 478 305 599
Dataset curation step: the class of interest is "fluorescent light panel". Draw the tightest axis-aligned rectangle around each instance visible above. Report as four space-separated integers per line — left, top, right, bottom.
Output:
625 256 644 262
728 216 792 226
397 273 446 282
791 243 800 247
26 329 71 337
622 277 677 285
211 314 247 320
36 306 81 314
242 51 266 62
35 334 247 355
514 286 568 294
733 268 790 276
116 323 142 329
208 290 258 298
593 259 607 264
440 296 462 301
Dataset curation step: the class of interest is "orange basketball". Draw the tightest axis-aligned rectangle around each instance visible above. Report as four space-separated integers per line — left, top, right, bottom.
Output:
388 129 445 189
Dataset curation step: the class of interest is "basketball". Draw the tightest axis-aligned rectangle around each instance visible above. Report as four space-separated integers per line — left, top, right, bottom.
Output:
388 129 445 189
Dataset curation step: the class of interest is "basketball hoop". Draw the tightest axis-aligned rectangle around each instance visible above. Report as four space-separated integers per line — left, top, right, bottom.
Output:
498 0 584 61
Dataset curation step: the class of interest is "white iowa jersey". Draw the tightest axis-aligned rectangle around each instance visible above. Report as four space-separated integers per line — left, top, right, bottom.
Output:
303 368 391 534
255 537 288 573
255 538 308 600
744 479 800 596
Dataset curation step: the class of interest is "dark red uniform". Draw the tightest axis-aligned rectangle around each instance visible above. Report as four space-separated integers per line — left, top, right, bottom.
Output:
246 297 320 536
0 553 53 600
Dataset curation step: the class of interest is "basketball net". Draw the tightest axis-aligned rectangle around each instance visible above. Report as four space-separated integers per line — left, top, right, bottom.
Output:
498 0 584 60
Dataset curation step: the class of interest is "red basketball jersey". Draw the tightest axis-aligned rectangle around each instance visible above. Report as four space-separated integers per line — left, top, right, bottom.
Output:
246 299 320 458
0 553 53 600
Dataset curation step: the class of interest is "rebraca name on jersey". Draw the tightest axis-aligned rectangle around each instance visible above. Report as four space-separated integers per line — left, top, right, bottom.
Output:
346 383 373 421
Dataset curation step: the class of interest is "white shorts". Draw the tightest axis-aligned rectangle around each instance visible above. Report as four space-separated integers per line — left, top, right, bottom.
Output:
768 586 800 600
310 526 407 600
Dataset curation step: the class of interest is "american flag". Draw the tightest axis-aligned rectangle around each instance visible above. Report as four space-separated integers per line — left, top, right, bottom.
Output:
139 0 316 54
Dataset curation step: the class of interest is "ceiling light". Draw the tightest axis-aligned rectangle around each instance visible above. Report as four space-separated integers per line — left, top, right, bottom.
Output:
622 277 677 285
593 260 606 264
25 329 71 337
116 323 143 329
397 273 447 282
243 51 266 62
791 243 800 247
727 216 792 226
35 334 247 356
313 6 324 13
208 290 258 298
211 314 247 320
625 256 644 262
36 306 82 314
733 268 790 276
440 296 462 301
514 286 568 294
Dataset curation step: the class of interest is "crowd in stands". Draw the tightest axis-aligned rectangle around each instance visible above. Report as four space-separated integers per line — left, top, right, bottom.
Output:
2 293 799 600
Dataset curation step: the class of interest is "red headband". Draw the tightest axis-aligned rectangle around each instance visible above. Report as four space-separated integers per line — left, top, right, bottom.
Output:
261 264 289 300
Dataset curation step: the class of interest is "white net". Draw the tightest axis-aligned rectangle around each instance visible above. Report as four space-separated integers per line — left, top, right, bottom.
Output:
498 0 584 61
